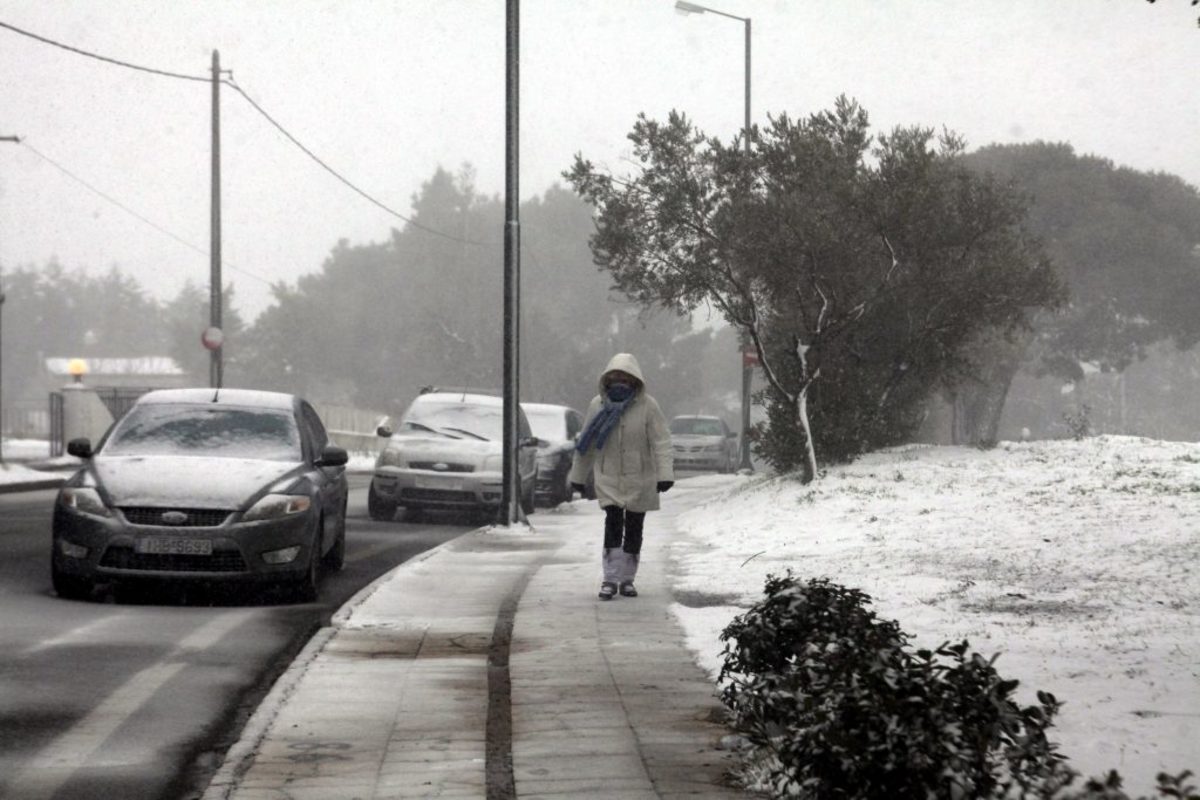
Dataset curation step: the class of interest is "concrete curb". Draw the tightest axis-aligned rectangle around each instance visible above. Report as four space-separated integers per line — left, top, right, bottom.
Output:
200 625 339 800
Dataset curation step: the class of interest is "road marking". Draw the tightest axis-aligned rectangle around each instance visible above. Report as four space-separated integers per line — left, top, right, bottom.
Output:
6 610 253 800
20 611 133 656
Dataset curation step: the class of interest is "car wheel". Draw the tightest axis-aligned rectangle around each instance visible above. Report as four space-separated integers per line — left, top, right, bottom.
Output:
52 562 92 601
520 476 535 516
322 503 346 571
367 483 397 521
293 529 321 603
557 469 573 505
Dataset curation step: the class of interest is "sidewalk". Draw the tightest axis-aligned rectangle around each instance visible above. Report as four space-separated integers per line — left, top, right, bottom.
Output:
203 487 748 800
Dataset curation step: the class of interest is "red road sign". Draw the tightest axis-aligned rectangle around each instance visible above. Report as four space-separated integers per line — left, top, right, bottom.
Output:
201 326 224 351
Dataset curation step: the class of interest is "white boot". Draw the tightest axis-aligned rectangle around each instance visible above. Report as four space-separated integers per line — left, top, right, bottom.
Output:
602 548 623 583
599 548 622 600
619 551 640 597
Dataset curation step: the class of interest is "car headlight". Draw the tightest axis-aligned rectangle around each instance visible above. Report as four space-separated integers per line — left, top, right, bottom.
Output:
376 447 404 468
242 494 312 522
482 454 503 472
59 487 113 518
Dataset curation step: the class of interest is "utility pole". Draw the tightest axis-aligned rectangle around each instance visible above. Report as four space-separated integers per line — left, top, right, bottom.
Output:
500 0 522 525
0 134 21 463
209 51 223 389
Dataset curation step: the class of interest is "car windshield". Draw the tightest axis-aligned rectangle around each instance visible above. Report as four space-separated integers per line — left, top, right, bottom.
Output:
102 404 302 461
670 418 725 436
524 408 567 441
402 400 502 441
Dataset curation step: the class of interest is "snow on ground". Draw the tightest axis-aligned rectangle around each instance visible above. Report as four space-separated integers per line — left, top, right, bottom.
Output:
0 460 59 486
667 436 1199 793
0 438 56 462
347 454 377 474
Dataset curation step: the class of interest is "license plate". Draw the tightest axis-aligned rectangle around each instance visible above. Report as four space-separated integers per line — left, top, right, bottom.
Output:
415 475 463 491
135 537 213 556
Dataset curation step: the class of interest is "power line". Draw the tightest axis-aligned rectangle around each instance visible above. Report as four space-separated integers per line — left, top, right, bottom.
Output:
0 20 209 82
223 78 494 247
0 19 497 248
20 140 274 286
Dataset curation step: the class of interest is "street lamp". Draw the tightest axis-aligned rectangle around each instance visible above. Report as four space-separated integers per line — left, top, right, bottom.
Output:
674 1 755 471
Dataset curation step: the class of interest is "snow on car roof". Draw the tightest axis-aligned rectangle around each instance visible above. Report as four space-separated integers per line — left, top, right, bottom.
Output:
416 392 502 406
521 402 574 413
134 388 297 410
672 414 721 420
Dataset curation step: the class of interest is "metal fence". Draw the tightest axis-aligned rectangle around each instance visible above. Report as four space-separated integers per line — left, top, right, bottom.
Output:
1 400 50 439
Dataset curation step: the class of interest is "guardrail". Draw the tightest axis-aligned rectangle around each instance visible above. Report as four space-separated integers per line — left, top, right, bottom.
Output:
328 429 384 457
315 403 389 457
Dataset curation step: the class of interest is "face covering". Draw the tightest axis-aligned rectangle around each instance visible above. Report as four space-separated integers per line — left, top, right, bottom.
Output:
605 381 634 402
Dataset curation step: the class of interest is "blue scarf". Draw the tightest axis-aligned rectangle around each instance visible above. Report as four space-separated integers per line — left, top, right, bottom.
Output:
576 383 636 454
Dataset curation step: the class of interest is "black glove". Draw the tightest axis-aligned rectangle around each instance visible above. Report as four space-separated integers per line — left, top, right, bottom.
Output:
571 482 586 495
657 481 674 493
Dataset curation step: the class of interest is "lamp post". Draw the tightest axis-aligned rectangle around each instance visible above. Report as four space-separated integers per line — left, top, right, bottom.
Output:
1 135 22 463
674 1 755 471
500 0 523 525
209 51 223 390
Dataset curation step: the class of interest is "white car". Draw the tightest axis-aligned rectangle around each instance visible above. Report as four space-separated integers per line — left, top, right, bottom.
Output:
368 390 538 521
669 414 739 473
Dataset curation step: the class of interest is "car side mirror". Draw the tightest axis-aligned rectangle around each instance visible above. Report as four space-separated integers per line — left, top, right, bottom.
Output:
376 424 393 438
316 445 349 468
728 431 738 438
520 436 541 448
67 438 93 459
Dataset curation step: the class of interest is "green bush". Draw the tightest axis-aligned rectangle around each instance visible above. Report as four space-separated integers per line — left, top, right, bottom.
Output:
718 573 1197 799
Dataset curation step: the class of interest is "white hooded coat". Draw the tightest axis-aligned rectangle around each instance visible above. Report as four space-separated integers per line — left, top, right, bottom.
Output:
569 353 675 513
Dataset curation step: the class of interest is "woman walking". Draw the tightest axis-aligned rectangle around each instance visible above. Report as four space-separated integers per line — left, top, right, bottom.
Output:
570 353 674 600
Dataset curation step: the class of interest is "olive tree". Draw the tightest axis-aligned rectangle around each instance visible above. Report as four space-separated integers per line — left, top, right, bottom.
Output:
567 97 1061 479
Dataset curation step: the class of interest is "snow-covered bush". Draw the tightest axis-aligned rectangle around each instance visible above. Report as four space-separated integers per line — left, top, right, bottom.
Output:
718 573 1069 798
718 572 1199 799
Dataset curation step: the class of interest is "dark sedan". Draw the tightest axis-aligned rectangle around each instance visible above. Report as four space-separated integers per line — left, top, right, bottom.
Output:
50 388 349 602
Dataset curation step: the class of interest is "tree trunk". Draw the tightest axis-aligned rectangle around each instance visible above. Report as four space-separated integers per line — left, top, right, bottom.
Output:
953 371 1016 446
795 385 818 483
952 328 1029 447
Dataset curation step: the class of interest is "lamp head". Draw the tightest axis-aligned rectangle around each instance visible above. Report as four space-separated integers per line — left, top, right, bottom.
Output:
67 358 88 383
675 1 707 14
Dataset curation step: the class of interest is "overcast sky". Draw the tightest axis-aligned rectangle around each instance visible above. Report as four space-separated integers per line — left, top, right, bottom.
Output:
0 0 1196 321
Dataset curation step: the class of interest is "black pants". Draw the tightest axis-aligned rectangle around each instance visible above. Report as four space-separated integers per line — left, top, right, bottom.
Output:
604 506 645 555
